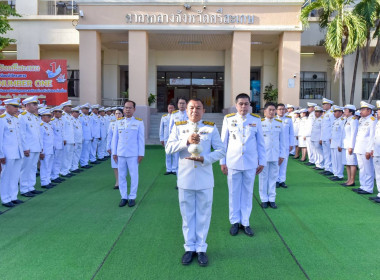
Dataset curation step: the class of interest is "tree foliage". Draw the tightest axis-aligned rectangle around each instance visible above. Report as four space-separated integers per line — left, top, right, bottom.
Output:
0 3 20 51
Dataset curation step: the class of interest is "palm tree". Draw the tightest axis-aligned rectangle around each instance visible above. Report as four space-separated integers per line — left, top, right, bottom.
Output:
301 0 367 105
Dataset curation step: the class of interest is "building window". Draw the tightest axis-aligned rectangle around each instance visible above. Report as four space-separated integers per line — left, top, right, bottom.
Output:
38 1 78 16
67 70 79 97
0 1 16 9
300 71 327 99
362 72 380 100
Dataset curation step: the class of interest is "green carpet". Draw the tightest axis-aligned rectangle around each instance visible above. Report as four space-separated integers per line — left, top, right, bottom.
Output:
0 147 378 280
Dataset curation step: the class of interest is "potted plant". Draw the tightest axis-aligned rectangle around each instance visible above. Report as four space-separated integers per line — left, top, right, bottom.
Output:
263 83 278 103
148 93 156 107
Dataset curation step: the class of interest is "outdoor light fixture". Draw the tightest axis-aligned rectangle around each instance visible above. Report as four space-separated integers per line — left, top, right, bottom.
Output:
184 4 191 9
79 10 84 17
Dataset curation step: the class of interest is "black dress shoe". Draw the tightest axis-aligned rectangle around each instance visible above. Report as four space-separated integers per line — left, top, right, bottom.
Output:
280 182 288 188
357 190 372 194
293 156 299 159
81 165 91 169
182 251 196 265
242 225 254 237
230 223 239 236
374 198 380 203
197 252 208 267
164 172 171 175
352 188 360 192
119 199 128 207
269 202 278 209
276 182 280 188
71 169 81 173
31 190 43 195
305 162 315 166
330 177 343 181
61 174 72 178
261 202 268 209
315 167 324 170
113 186 119 189
41 185 52 189
344 183 355 186
299 159 306 162
323 171 334 176
12 199 24 204
2 202 15 207
175 186 178 190
49 183 57 187
172 172 177 175
128 199 136 207
369 196 379 200
319 171 328 175
21 192 35 197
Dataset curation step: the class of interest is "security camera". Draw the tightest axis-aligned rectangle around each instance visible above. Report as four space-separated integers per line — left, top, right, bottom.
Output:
203 5 206 9
293 74 297 78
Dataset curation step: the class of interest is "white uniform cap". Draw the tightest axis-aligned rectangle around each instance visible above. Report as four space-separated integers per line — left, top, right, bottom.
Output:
322 98 334 105
3 98 21 107
333 106 344 112
286 104 294 109
72 106 80 112
111 107 118 110
92 104 100 109
80 103 91 109
60 100 73 107
314 106 323 111
39 109 52 116
99 107 105 112
104 107 110 112
376 100 380 109
0 106 5 110
294 110 300 114
344 104 356 111
359 101 375 110
38 103 46 109
22 96 39 105
355 110 361 116
307 102 317 107
51 106 63 112
299 108 308 113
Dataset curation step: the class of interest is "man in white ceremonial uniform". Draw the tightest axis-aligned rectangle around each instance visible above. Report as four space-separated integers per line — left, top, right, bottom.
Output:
309 106 324 170
276 103 294 188
285 104 295 118
70 106 83 173
79 103 92 169
341 104 358 187
90 104 101 164
39 109 55 189
50 107 65 183
168 98 188 180
305 102 317 165
259 102 286 209
19 96 43 197
329 106 345 181
165 98 225 267
60 101 75 177
159 103 176 175
98 107 107 160
0 98 24 207
112 100 145 208
320 98 335 176
352 101 376 195
370 101 380 203
220 93 266 237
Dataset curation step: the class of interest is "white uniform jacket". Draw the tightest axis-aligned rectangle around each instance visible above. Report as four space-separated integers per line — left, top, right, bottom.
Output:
261 117 286 161
310 116 323 142
107 120 116 151
342 116 359 150
298 117 310 138
220 113 266 170
159 113 171 142
40 121 54 155
79 114 92 141
168 110 188 134
165 120 225 190
62 112 75 144
321 109 335 141
331 117 345 148
51 117 64 150
100 116 107 139
370 119 380 156
111 116 145 157
276 115 294 148
0 113 23 159
19 111 42 153
90 113 101 139
293 118 300 138
73 117 83 144
354 115 376 154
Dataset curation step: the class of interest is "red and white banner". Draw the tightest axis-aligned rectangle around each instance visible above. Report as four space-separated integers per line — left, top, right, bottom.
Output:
0 60 68 105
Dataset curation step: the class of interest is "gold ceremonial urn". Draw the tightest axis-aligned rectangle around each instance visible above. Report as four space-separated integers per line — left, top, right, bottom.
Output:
187 122 203 158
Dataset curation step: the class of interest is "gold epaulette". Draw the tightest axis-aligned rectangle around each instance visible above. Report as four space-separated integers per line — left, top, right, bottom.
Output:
80 114 83 117
371 116 375 121
110 120 115 122
0 114 5 118
62 112 66 115
162 114 168 117
341 117 344 120
353 116 357 120
21 111 27 115
275 119 282 123
117 117 124 121
261 118 265 121
172 110 179 114
34 113 38 117
90 113 93 116
203 121 215 126
175 121 187 126
40 122 44 126
135 117 142 121
250 113 260 118
51 117 55 121
226 113 236 118
286 115 292 118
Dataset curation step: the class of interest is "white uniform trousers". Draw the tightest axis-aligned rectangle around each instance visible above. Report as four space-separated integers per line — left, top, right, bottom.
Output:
51 148 63 180
278 154 289 184
178 188 213 253
228 169 255 226
306 137 315 163
373 157 380 197
118 156 139 200
98 138 106 159
0 159 22 203
312 141 324 168
331 148 344 178
173 152 179 173
20 152 39 194
80 140 91 167
71 143 82 171
40 154 54 186
322 141 332 172
90 138 100 162
61 143 75 175
164 141 177 172
356 154 375 193
259 161 279 202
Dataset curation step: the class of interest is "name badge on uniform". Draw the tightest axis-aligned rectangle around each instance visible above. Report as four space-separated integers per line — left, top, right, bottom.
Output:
249 123 256 127
7 119 11 124
231 123 237 127
200 131 208 135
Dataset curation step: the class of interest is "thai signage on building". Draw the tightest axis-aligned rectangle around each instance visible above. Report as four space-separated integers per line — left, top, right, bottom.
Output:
0 60 68 105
